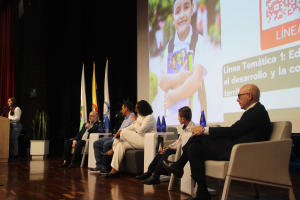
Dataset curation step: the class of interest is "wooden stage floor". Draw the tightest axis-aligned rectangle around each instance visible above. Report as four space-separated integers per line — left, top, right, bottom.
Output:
0 157 299 199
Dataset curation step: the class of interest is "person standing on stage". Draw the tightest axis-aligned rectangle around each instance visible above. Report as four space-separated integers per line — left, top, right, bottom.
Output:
7 97 22 158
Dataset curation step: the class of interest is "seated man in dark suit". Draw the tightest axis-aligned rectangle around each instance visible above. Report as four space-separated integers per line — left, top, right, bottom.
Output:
60 111 99 168
163 84 272 200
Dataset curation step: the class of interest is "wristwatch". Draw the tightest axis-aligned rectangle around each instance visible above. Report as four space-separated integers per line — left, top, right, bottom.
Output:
202 127 206 134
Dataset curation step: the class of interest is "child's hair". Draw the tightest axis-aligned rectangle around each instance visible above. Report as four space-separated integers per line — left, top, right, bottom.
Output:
178 106 192 121
173 0 193 13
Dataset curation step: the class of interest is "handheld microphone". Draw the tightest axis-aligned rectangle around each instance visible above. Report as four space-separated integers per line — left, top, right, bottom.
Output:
1 106 9 117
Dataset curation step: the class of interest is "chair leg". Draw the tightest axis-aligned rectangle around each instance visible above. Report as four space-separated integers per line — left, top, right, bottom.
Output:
251 183 259 198
80 140 89 168
221 176 231 200
289 187 296 200
194 183 198 195
168 174 175 191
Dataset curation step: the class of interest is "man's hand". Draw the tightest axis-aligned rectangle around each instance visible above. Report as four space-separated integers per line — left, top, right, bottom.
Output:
131 114 137 122
191 126 204 137
159 147 163 153
72 142 77 148
115 130 122 139
85 123 90 128
159 146 172 154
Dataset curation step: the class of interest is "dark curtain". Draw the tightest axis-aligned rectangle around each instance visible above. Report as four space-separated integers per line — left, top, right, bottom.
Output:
0 1 14 117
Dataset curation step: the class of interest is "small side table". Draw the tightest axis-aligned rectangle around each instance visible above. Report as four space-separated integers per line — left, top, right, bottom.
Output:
88 133 111 168
144 132 174 173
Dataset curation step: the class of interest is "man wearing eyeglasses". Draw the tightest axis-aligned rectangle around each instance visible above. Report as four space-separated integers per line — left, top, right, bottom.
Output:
60 111 100 168
163 84 272 200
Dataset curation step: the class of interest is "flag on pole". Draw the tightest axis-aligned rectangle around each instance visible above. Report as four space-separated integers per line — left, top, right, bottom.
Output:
80 62 87 131
92 61 99 120
103 59 110 131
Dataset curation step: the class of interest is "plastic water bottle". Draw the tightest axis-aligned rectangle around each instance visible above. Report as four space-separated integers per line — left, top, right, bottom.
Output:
104 116 110 133
161 115 166 132
157 115 161 132
98 121 102 133
200 110 206 127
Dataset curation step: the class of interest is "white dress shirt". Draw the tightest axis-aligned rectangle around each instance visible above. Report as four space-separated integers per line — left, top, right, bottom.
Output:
8 107 22 122
124 114 157 136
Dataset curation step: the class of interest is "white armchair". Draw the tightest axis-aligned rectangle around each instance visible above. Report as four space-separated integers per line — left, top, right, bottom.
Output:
181 121 295 200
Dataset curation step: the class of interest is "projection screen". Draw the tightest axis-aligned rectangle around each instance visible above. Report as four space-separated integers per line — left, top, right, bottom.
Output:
138 0 300 133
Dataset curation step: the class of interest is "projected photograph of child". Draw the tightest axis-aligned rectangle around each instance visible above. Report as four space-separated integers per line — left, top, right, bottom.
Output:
149 0 223 125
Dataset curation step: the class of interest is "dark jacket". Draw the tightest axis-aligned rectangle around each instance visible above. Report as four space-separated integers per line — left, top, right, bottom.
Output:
74 121 99 141
209 102 272 159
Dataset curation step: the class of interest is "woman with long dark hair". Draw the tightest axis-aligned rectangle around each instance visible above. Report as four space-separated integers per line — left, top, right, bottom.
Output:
103 100 157 178
7 97 22 158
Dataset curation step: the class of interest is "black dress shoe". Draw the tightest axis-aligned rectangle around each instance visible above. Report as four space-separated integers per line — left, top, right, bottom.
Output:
68 162 77 169
89 168 101 174
105 172 120 178
135 172 152 180
141 175 160 185
59 162 70 168
162 160 183 178
100 168 110 174
9 155 19 159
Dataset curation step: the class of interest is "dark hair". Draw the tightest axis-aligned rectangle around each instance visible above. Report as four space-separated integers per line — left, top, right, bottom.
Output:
123 101 133 112
178 106 192 121
173 0 193 13
136 100 153 116
9 97 16 116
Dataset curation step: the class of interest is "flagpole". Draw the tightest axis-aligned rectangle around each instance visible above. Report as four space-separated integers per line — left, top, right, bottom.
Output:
103 58 110 132
92 60 99 121
80 62 87 131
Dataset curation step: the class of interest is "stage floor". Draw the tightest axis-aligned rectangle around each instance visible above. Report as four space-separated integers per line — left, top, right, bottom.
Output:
0 157 299 199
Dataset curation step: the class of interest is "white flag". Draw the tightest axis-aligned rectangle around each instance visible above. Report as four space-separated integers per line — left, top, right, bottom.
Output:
80 64 87 131
103 59 110 120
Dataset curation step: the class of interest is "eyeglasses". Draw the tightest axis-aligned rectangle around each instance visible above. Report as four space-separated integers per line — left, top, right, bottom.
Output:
237 93 250 99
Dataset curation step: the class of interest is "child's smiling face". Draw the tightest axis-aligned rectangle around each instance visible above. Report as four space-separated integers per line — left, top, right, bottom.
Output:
172 0 194 38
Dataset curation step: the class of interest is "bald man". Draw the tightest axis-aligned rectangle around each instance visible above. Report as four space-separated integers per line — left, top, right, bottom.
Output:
60 111 100 168
163 84 272 200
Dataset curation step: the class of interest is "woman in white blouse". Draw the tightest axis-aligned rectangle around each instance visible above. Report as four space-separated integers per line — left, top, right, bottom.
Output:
103 100 157 178
7 97 22 157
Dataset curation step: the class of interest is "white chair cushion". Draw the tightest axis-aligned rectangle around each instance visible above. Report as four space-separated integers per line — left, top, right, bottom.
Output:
168 154 176 162
205 160 229 179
